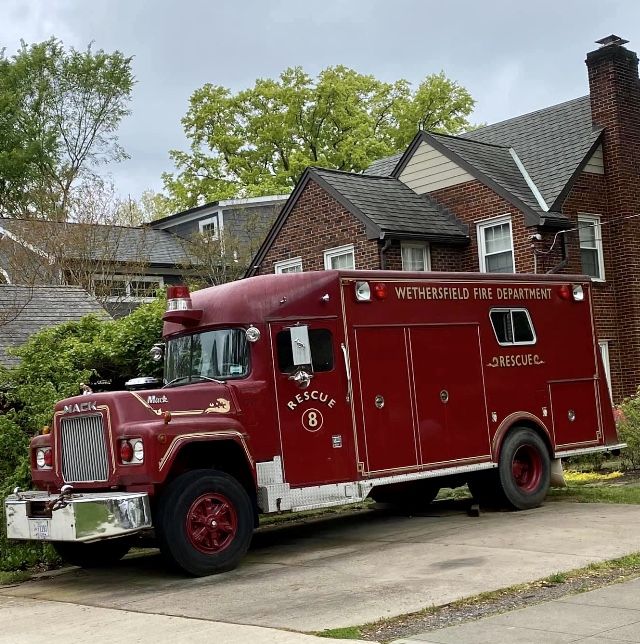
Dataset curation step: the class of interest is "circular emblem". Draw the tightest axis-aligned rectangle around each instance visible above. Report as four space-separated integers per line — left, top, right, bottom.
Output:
302 408 324 432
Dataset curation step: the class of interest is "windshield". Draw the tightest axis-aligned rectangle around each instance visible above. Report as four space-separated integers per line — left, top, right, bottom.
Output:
165 328 249 385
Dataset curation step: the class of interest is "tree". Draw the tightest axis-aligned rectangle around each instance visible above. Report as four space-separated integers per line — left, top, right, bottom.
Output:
164 66 475 209
0 38 134 220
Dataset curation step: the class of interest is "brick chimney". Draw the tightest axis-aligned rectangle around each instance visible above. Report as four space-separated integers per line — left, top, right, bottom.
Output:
586 36 640 398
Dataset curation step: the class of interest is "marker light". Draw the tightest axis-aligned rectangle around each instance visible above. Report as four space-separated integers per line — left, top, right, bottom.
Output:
355 281 371 301
572 284 585 302
558 285 571 300
120 440 134 463
372 283 388 300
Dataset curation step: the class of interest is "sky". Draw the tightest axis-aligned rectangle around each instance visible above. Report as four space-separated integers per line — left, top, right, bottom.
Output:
2 0 639 203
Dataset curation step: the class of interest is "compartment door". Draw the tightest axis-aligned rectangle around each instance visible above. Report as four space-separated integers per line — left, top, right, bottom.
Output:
353 326 418 474
550 380 601 448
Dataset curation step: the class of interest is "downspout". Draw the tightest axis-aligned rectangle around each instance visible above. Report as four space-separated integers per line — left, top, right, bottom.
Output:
379 236 392 270
546 232 569 274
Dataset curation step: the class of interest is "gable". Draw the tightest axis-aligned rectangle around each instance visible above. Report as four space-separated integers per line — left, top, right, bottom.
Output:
584 143 604 174
398 141 474 193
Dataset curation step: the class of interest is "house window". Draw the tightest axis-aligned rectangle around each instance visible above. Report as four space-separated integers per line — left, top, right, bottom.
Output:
324 244 355 270
477 216 514 273
401 242 430 271
274 257 303 274
92 275 163 301
199 213 221 240
599 340 612 400
578 214 605 281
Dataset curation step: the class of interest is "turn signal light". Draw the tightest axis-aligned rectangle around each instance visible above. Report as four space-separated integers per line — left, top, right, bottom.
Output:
119 438 144 465
120 440 134 463
35 448 52 470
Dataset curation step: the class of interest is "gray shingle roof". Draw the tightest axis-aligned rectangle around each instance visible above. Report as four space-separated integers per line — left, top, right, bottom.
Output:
462 96 601 209
363 152 403 177
0 285 110 366
312 167 468 241
0 219 195 266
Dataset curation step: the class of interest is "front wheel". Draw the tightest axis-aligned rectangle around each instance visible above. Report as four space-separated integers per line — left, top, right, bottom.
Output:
156 469 253 576
498 428 550 510
53 536 133 568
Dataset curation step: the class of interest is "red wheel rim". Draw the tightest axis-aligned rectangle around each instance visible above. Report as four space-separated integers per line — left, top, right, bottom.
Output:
185 493 238 554
511 445 542 492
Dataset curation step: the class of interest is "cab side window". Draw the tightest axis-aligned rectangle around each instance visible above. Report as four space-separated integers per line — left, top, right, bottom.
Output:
490 309 536 345
276 329 334 372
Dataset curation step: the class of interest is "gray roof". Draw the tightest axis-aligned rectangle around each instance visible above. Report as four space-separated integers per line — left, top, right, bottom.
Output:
312 167 468 241
364 96 600 216
0 285 110 367
462 96 601 209
363 152 403 177
0 219 195 266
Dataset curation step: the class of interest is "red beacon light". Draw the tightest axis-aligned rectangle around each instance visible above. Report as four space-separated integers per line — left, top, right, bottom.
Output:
558 284 585 302
163 285 204 325
372 283 388 300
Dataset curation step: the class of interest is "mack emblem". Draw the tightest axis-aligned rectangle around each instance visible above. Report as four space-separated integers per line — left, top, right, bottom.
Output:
63 401 97 414
147 395 169 404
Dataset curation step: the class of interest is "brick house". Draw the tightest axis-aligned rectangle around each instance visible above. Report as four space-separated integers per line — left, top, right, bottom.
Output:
248 35 640 402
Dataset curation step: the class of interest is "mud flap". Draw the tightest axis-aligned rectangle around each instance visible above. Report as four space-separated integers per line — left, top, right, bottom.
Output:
550 458 566 488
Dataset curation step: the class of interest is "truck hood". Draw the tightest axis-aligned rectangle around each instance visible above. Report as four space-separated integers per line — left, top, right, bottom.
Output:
55 383 237 423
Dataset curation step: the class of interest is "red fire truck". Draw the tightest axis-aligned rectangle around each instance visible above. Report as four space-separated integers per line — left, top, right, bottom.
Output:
5 271 623 576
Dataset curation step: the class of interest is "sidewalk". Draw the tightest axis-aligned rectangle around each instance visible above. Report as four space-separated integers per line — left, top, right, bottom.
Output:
391 577 640 643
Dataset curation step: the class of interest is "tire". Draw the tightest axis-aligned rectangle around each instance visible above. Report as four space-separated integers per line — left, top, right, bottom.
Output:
53 536 133 568
498 427 550 510
156 469 253 576
370 480 440 511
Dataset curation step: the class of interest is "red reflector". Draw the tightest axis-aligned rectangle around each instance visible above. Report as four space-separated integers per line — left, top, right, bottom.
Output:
43 449 52 467
167 285 190 300
120 440 134 463
558 285 571 300
372 283 388 300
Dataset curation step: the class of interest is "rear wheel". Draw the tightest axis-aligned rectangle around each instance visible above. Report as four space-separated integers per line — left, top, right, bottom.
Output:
156 469 253 576
53 536 133 568
498 428 550 510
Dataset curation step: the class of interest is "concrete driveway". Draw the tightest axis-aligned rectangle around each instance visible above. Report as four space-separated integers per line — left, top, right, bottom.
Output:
2 501 640 634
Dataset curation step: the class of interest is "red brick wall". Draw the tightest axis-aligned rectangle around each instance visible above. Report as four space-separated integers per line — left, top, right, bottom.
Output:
257 180 381 274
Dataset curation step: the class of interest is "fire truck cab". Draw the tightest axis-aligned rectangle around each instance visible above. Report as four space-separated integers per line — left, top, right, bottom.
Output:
5 271 623 576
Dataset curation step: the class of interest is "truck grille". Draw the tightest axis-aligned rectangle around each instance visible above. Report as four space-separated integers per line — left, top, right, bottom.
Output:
60 414 109 482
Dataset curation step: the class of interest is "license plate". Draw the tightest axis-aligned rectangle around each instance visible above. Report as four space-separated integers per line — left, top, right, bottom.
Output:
31 520 50 540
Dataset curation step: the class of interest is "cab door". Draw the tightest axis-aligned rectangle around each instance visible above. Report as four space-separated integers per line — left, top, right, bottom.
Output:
270 320 355 486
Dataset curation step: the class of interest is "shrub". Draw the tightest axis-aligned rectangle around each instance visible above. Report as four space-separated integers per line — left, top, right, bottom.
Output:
0 296 165 571
617 389 640 470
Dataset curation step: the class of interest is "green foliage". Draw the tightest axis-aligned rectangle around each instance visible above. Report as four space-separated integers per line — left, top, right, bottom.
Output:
0 38 134 220
164 66 475 209
618 391 640 470
0 297 164 571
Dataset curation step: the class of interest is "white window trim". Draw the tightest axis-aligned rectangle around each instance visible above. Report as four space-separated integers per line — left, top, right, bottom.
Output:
401 241 431 272
578 213 605 282
274 257 303 274
92 274 164 302
477 215 515 273
323 244 355 270
598 340 612 400
199 211 223 240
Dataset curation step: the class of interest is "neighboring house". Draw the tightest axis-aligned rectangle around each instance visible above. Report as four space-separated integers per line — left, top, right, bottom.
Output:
150 195 289 283
0 218 198 318
248 35 640 402
0 285 110 368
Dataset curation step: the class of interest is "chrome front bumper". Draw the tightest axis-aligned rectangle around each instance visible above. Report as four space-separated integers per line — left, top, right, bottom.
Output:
5 491 151 542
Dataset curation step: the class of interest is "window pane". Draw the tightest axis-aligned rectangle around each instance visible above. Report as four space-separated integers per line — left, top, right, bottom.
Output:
330 252 354 269
581 249 600 279
94 279 127 297
512 311 534 342
277 329 334 372
490 311 513 343
191 329 249 379
402 245 426 271
484 223 511 254
579 222 596 246
280 263 302 273
486 251 514 273
130 280 160 298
